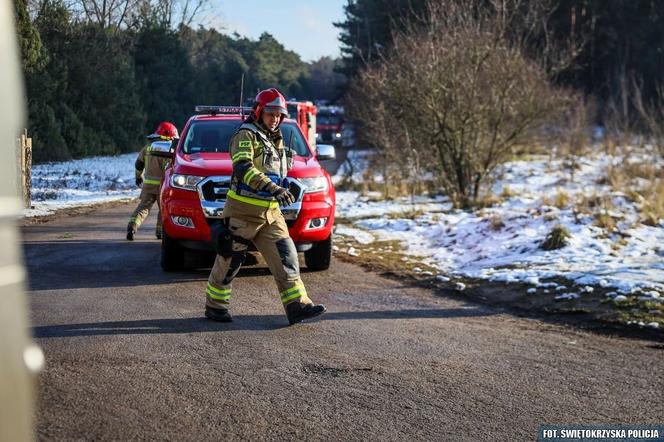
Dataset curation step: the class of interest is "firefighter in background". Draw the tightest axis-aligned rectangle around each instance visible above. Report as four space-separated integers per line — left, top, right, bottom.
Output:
126 122 178 241
205 88 326 325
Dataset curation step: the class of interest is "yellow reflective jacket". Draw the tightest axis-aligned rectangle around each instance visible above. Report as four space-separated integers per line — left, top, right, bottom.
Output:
135 142 168 194
227 122 291 207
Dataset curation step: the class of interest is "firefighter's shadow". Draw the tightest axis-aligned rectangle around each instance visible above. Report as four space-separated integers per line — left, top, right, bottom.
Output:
32 306 491 338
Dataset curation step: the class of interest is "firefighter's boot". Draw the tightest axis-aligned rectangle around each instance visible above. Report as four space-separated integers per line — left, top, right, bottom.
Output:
285 302 326 325
205 306 233 323
126 225 136 241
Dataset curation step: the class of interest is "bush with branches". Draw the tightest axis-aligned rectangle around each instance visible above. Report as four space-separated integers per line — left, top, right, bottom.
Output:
347 0 578 208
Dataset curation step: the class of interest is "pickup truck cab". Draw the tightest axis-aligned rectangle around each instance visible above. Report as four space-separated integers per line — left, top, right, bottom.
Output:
158 106 336 272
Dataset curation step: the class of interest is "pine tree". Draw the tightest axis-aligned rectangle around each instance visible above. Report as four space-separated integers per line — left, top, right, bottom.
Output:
13 0 46 74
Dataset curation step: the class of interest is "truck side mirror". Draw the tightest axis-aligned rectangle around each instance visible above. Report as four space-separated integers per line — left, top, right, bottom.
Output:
148 139 177 158
316 144 335 161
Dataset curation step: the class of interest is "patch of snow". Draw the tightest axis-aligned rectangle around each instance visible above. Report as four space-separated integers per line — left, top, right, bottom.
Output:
346 247 359 257
24 153 139 217
334 225 375 244
334 149 664 296
555 292 580 300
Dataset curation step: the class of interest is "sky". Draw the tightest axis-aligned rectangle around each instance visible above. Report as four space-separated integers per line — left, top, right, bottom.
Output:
202 1 347 62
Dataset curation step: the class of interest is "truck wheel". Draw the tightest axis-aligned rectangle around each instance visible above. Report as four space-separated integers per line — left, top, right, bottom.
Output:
161 232 185 271
304 234 332 271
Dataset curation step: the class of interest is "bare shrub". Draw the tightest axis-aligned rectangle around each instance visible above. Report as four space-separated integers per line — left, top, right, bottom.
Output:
347 0 577 209
347 64 433 199
603 73 664 157
559 97 592 182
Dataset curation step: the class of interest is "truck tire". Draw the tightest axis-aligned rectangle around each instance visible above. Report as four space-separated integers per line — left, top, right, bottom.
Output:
161 232 185 271
304 234 332 271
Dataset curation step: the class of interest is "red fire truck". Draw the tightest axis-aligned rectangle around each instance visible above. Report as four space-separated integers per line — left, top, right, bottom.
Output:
287 100 317 148
151 105 337 272
316 106 345 146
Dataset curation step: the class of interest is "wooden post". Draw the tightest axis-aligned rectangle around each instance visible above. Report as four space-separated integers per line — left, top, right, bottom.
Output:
18 129 32 208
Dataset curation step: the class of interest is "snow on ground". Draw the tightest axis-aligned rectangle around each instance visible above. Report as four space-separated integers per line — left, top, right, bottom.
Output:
333 149 372 185
24 148 664 304
334 148 664 299
24 153 139 217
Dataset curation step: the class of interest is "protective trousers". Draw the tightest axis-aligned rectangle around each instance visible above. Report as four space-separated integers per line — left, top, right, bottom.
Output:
127 187 162 236
206 215 312 312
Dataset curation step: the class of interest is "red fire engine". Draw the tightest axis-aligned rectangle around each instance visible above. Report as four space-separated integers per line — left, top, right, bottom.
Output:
287 100 317 148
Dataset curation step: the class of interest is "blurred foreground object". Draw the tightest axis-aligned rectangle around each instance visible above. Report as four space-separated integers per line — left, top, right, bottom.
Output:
0 1 43 441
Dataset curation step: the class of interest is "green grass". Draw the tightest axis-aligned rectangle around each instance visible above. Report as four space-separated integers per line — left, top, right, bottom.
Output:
612 297 664 325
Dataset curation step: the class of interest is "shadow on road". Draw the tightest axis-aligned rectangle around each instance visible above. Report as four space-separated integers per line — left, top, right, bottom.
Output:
33 306 491 338
23 238 279 291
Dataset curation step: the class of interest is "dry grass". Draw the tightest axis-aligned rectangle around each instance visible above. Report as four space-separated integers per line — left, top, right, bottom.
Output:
623 161 658 181
387 209 425 220
594 212 618 231
638 180 664 226
487 214 505 231
541 225 571 250
474 193 504 208
500 186 516 199
592 155 663 227
576 194 616 221
554 189 570 209
543 189 571 209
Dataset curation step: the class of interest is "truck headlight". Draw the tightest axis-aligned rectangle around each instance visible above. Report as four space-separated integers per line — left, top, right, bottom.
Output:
300 176 328 193
172 174 204 191
335 132 342 138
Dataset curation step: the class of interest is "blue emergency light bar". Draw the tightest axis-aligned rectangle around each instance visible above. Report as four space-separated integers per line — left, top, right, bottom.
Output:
194 105 253 115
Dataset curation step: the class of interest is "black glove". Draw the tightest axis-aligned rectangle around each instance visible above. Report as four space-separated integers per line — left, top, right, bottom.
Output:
272 186 295 206
136 177 143 187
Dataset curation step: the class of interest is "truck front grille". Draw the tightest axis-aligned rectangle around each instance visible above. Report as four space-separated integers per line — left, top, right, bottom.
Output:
199 176 231 202
195 175 304 221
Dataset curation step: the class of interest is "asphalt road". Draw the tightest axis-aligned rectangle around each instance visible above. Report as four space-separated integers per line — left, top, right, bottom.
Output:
23 202 664 441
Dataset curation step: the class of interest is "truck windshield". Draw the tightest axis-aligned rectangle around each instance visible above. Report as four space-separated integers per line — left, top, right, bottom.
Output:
317 115 341 126
182 120 311 157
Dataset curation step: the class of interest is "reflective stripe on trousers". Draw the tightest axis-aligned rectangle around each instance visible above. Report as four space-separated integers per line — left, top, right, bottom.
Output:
205 214 312 311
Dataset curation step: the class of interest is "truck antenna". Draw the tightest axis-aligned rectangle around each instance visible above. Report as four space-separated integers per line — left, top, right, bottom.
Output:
239 73 245 118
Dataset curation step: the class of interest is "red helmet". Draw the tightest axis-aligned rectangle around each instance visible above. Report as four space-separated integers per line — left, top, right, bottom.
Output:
252 88 288 120
150 121 178 139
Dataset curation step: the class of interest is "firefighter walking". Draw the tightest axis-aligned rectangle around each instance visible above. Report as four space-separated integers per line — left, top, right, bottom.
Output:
126 122 178 241
205 88 326 325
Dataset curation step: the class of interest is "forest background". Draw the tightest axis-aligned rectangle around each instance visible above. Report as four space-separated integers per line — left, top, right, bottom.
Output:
14 0 664 164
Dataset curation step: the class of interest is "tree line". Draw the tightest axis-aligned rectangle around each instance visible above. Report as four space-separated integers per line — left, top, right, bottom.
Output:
336 0 664 117
14 0 345 163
